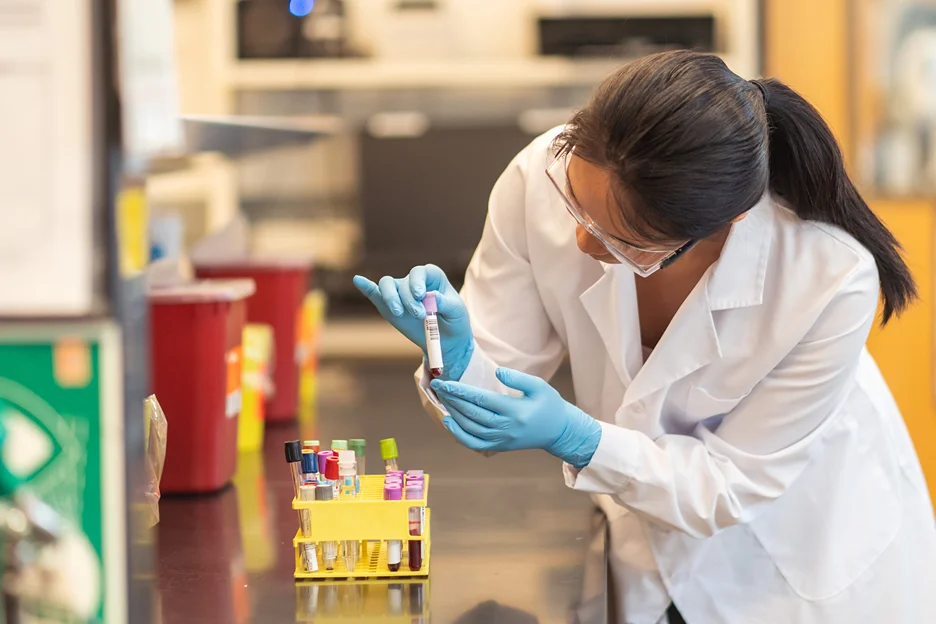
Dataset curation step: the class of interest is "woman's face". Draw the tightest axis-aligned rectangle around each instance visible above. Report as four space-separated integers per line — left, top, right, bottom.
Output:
566 154 681 264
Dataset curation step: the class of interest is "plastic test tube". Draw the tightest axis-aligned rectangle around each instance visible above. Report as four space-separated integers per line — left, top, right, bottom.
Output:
423 293 444 377
338 451 359 573
317 450 333 482
325 455 340 499
301 450 318 483
285 441 304 498
348 439 366 476
381 438 400 473
303 439 320 454
299 484 319 572
315 484 339 570
406 482 425 572
331 439 348 452
384 482 403 572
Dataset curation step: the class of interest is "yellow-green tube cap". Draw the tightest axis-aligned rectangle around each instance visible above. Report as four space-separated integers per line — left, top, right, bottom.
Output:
380 438 399 460
331 439 348 451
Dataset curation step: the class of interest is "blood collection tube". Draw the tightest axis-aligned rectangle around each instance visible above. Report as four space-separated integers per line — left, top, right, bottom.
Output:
301 450 318 483
405 470 424 481
422 293 444 377
406 482 425 572
384 482 403 572
303 439 320 454
381 438 400 472
325 455 340 499
317 450 333 482
299 484 319 572
331 439 348 452
285 440 303 498
349 439 366 476
315 484 338 570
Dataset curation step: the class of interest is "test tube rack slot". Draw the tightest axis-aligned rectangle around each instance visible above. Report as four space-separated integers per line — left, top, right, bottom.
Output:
292 474 430 580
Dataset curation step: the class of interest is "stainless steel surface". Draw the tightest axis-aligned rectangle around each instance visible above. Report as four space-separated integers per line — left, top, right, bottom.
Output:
157 360 603 623
180 115 343 157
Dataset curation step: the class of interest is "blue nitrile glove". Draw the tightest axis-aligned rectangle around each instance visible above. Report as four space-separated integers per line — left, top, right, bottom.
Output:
353 265 474 381
430 367 603 470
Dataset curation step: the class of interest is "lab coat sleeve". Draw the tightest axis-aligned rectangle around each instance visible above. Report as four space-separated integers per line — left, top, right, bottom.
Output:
564 262 879 539
415 135 567 425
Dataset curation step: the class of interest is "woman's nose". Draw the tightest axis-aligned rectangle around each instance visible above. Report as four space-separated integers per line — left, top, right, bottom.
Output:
576 224 606 255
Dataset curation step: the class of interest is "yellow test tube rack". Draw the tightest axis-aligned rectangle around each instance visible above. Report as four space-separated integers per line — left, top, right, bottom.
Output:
292 474 431 580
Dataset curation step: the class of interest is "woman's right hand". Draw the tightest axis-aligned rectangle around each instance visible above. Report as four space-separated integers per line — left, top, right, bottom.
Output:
353 265 474 381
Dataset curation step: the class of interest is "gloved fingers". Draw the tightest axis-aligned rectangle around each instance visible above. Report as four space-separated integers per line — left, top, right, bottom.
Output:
422 264 451 293
378 276 405 317
495 367 547 397
432 379 514 414
353 275 393 316
437 396 497 437
434 290 468 322
443 417 496 452
436 391 503 429
407 265 430 299
398 276 425 319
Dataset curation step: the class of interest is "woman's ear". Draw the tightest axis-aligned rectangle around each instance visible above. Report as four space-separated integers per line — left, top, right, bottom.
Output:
731 211 749 224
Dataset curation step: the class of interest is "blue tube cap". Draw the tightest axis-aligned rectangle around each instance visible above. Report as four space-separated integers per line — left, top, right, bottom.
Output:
301 450 318 474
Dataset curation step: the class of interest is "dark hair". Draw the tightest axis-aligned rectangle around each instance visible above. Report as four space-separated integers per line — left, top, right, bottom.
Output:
555 50 916 324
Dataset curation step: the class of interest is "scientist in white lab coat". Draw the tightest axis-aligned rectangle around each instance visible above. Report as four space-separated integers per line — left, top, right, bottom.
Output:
354 51 936 624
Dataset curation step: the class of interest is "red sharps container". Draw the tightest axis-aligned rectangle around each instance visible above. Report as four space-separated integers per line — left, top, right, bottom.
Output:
150 279 255 493
194 259 312 423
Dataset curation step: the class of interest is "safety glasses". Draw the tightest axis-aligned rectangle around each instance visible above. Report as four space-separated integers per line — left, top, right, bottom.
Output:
545 151 697 277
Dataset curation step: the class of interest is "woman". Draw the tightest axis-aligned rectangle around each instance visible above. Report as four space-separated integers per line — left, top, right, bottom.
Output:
354 51 936 623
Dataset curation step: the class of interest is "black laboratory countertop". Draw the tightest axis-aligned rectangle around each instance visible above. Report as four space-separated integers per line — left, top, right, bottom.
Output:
156 360 607 624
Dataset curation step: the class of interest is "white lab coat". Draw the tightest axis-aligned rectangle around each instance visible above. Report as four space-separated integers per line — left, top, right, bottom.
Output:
415 128 936 624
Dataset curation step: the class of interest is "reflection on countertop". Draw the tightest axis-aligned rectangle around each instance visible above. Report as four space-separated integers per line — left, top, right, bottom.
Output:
156 361 603 623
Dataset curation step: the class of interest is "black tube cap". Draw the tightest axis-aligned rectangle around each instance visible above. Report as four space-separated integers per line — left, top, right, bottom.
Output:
284 440 302 463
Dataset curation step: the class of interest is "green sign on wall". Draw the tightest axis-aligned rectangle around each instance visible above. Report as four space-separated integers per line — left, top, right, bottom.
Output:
0 322 125 623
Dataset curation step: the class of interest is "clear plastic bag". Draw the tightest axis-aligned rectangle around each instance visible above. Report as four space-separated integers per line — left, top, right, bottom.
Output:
144 395 168 526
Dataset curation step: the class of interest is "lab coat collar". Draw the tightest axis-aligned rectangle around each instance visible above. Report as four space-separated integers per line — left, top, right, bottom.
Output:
705 194 774 311
578 194 775 406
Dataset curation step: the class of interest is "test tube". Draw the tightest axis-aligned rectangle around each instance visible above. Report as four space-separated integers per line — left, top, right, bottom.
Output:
406 482 426 572
422 293 444 377
381 438 400 472
338 451 359 573
285 441 303 498
384 482 403 572
303 439 320 453
349 439 366 476
406 482 425 572
325 455 340 499
299 484 319 572
317 450 333 482
315 484 338 570
331 439 348 452
301 450 318 483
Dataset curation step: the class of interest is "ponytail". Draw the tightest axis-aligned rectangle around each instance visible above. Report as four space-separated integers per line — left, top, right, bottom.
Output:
755 78 917 324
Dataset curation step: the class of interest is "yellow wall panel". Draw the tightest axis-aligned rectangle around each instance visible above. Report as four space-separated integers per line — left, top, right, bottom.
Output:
866 200 936 503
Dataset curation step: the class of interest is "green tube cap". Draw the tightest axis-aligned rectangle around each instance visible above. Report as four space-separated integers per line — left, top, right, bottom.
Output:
331 439 348 451
380 438 399 461
349 439 366 456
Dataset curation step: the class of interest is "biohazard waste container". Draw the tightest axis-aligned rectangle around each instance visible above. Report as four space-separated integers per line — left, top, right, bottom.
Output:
194 260 312 423
150 279 255 494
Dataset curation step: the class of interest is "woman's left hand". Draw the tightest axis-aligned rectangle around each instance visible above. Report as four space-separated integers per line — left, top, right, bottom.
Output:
430 367 603 470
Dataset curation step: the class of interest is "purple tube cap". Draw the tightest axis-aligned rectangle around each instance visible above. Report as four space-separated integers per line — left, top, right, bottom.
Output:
405 470 424 478
384 483 403 500
422 293 437 314
405 484 424 500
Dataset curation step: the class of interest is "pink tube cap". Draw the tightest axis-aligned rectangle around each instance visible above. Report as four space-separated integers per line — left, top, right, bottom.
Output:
422 293 437 314
384 483 403 500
